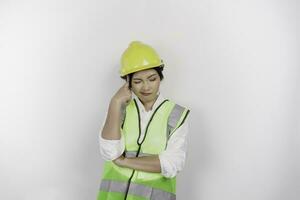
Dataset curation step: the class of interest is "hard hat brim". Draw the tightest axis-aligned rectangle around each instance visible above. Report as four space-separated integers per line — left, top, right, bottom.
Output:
120 63 164 77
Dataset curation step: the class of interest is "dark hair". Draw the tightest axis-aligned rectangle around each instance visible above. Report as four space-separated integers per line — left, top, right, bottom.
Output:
120 65 164 89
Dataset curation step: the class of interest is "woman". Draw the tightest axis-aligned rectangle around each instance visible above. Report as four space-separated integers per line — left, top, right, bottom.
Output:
97 41 190 200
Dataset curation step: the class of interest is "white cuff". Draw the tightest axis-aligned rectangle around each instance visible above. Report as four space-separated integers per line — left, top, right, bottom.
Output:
158 149 186 178
99 133 125 161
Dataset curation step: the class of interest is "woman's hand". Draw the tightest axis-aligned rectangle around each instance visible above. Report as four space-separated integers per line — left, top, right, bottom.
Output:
111 80 132 107
113 155 126 167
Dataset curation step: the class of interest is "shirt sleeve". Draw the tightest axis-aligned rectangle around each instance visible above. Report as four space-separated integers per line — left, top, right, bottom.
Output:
98 112 125 161
158 114 190 178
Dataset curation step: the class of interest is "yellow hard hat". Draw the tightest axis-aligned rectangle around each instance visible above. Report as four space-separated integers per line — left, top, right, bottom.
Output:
119 41 163 76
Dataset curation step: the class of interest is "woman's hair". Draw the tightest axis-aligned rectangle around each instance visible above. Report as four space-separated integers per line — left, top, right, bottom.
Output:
120 65 164 89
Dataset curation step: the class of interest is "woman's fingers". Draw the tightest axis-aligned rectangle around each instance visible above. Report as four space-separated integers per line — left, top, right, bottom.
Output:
123 82 130 90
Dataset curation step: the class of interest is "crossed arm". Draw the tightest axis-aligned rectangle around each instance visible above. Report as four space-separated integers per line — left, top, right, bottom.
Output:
113 155 162 173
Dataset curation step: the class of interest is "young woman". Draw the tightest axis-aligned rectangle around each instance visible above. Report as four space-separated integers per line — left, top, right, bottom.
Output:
97 41 190 200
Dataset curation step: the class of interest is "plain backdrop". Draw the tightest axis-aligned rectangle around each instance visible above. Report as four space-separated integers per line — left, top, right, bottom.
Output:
0 0 299 200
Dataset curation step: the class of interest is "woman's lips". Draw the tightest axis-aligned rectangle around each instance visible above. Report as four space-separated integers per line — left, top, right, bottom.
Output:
141 92 151 96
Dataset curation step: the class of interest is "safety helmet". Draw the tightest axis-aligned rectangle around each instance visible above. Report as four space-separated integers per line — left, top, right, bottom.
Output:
119 41 164 76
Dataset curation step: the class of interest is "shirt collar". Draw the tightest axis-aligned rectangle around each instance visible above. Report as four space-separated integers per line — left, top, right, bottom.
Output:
132 91 165 113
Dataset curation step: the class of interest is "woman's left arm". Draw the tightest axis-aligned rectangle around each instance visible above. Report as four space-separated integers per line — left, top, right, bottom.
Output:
113 155 161 173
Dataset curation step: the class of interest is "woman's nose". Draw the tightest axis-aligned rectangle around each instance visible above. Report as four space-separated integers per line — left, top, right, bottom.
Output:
142 82 150 90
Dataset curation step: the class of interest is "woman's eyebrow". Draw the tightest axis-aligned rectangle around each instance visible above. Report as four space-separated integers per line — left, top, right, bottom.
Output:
133 74 157 80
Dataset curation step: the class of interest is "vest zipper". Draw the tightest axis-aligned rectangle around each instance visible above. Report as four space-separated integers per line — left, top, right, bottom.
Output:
124 147 140 200
124 99 169 200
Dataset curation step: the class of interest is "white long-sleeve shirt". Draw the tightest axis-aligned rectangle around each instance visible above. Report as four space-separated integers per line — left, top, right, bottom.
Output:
99 91 190 178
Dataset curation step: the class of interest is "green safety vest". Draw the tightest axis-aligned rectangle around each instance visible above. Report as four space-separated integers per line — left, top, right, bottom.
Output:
97 98 190 200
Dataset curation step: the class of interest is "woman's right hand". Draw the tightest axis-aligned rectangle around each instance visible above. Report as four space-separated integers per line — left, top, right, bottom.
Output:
111 82 132 107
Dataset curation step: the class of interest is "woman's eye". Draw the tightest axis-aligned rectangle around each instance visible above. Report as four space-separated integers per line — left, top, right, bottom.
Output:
150 78 156 81
133 81 141 84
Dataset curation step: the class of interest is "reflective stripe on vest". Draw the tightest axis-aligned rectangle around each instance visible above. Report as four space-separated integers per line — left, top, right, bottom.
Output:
100 179 176 200
167 103 186 138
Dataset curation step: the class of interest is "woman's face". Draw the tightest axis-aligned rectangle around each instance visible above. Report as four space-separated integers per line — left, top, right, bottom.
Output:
130 68 161 104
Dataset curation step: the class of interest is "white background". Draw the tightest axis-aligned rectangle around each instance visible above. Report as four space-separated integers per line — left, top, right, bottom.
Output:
0 0 299 199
